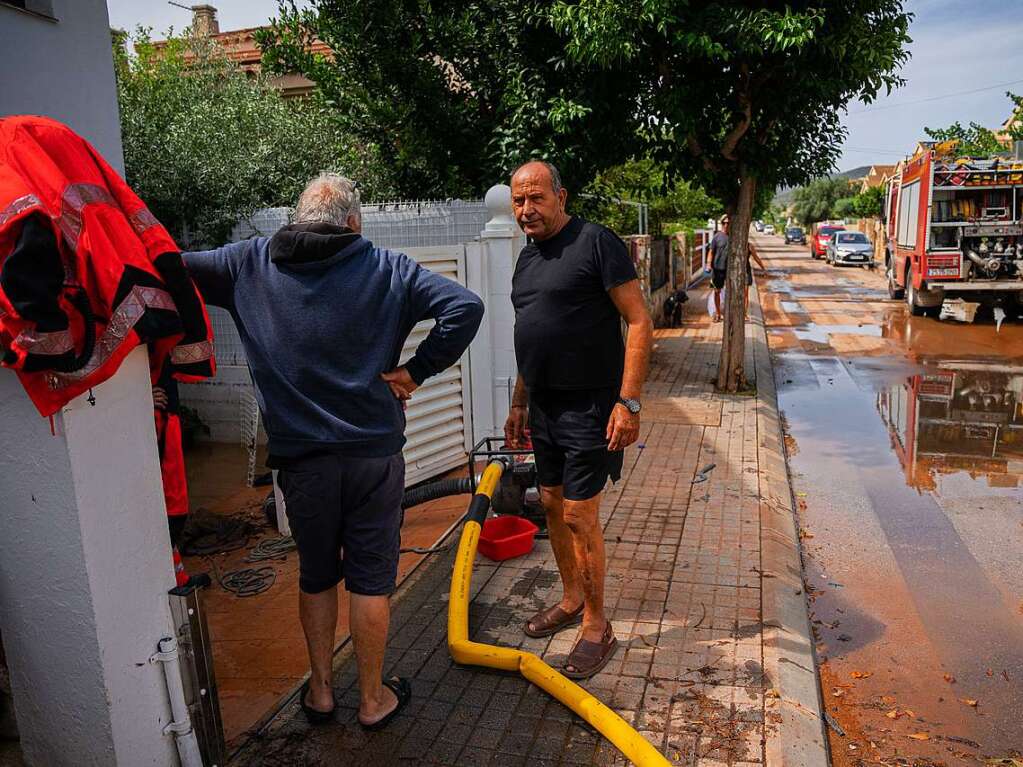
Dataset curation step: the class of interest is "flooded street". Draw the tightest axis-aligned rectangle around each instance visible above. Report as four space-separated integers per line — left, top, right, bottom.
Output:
754 234 1023 765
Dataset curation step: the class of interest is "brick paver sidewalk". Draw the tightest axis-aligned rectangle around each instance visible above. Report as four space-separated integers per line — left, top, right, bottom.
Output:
233 285 807 767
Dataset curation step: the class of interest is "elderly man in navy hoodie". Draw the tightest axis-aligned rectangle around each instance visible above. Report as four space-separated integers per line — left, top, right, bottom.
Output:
183 173 484 730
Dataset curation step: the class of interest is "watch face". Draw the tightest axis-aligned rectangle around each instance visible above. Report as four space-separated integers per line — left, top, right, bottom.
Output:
621 398 641 414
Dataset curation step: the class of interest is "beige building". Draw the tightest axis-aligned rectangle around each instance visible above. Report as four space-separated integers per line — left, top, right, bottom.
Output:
153 4 330 98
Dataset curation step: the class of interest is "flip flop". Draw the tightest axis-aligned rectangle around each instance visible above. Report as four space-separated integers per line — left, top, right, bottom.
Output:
299 681 336 725
563 622 618 679
359 677 412 731
524 603 584 638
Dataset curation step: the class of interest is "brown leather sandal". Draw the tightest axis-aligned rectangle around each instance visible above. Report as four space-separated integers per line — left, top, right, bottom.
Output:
523 603 584 638
563 621 618 679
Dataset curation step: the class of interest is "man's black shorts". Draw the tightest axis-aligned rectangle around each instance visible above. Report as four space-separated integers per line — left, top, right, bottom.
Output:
528 387 624 501
278 453 404 595
712 264 751 290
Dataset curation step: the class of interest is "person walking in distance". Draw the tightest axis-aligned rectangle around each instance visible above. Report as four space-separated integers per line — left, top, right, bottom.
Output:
704 215 766 321
504 160 653 678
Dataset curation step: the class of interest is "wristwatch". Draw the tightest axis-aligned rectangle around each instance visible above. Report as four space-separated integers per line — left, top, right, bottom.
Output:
617 396 642 414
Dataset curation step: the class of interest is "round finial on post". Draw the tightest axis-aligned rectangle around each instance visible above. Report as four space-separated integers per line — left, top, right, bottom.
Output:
484 184 515 233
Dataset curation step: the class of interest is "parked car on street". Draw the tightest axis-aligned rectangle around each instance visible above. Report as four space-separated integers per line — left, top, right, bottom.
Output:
826 230 875 267
784 226 806 245
764 224 776 235
754 221 765 232
810 224 845 259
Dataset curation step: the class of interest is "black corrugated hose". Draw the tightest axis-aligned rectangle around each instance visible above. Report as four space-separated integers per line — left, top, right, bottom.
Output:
400 476 474 510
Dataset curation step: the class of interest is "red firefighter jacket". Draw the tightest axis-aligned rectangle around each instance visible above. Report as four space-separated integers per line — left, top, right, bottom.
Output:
0 116 215 416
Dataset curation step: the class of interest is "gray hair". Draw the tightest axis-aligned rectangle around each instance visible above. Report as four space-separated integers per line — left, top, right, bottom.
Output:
511 160 563 195
294 172 361 226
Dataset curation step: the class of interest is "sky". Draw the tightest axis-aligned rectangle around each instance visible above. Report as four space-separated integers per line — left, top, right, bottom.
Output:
106 0 1023 174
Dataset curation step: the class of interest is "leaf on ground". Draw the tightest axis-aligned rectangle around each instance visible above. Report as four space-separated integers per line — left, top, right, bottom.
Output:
907 732 930 740
832 688 845 697
905 709 916 717
886 710 900 719
851 671 872 679
986 759 1023 767
960 698 979 707
987 668 994 677
943 673 956 683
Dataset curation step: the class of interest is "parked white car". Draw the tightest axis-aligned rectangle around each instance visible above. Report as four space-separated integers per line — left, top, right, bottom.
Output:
763 224 776 235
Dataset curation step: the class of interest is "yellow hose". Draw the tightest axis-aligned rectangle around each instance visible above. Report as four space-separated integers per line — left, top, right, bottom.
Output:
447 460 670 767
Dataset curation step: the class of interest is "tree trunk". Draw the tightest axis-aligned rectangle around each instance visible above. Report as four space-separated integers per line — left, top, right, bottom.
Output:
716 175 756 392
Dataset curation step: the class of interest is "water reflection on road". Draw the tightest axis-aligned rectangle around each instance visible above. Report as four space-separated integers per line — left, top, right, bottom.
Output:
755 235 1023 765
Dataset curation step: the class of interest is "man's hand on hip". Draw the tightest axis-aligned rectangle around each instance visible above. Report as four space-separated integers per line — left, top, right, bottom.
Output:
606 403 640 451
504 405 529 448
381 367 418 401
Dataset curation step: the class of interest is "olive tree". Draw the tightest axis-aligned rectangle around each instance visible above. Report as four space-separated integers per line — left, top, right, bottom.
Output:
114 30 395 246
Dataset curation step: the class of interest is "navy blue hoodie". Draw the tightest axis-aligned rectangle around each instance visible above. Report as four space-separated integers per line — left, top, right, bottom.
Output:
183 223 484 463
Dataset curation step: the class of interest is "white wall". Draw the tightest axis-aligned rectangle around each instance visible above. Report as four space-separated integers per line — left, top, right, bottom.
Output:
0 0 124 171
0 351 180 766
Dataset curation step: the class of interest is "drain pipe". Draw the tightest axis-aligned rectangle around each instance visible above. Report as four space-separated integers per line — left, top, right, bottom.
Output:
151 636 204 767
448 460 672 767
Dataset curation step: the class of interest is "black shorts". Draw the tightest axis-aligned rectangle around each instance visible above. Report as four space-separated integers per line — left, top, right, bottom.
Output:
528 387 624 501
712 265 751 289
278 453 404 595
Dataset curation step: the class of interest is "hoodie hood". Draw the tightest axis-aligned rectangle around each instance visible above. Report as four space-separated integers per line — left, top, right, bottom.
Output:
268 222 362 265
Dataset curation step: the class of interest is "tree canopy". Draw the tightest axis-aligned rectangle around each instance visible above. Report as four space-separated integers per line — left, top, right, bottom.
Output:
547 0 912 390
791 177 857 225
114 29 395 246
257 1 639 198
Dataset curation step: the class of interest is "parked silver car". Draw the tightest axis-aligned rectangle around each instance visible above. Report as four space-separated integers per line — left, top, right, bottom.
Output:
826 231 875 268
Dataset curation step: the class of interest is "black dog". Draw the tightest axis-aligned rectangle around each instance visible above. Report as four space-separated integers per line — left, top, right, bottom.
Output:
663 289 689 327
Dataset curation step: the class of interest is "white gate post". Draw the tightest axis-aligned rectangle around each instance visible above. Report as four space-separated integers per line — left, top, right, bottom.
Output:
467 184 523 445
0 349 180 766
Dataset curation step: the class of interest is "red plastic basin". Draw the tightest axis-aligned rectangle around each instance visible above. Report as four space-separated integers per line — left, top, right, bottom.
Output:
478 515 539 561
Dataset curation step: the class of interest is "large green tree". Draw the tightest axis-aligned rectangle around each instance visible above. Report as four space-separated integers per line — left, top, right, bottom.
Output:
257 1 639 198
791 176 857 225
547 1 911 391
114 29 395 246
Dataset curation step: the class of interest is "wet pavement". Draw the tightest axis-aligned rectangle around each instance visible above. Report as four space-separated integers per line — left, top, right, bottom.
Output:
754 234 1023 765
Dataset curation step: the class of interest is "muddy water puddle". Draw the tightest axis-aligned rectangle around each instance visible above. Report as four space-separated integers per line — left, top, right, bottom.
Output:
758 237 1023 764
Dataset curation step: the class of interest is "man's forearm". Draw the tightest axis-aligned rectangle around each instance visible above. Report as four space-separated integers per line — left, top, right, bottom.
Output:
511 375 528 408
620 318 653 401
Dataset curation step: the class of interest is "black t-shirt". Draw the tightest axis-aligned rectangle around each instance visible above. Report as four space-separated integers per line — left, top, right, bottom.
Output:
511 217 638 390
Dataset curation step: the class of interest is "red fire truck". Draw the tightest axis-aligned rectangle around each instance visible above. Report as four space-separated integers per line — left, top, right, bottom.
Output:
884 144 1023 317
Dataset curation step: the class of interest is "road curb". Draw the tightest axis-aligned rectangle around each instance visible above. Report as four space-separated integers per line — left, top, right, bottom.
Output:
749 273 830 767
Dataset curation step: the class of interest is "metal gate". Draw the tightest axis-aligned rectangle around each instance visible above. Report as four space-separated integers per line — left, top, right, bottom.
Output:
400 245 472 484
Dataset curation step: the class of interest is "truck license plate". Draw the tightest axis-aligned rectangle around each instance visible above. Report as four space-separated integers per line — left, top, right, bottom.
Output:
928 268 959 277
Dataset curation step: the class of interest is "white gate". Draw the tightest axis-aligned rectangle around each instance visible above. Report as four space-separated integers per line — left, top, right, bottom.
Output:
400 245 472 484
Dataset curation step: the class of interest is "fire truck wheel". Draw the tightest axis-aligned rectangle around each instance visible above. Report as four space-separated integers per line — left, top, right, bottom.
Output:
887 260 904 300
906 265 941 318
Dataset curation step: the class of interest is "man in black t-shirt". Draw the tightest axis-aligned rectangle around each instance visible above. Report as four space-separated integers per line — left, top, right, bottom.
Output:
505 161 653 678
704 216 765 321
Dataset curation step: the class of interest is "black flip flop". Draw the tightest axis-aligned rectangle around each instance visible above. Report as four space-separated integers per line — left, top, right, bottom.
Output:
359 677 412 731
299 681 336 725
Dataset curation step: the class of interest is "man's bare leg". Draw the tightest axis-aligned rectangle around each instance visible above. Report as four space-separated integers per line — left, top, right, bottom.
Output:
350 593 397 725
714 288 722 319
299 587 339 712
541 485 584 613
563 493 608 642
